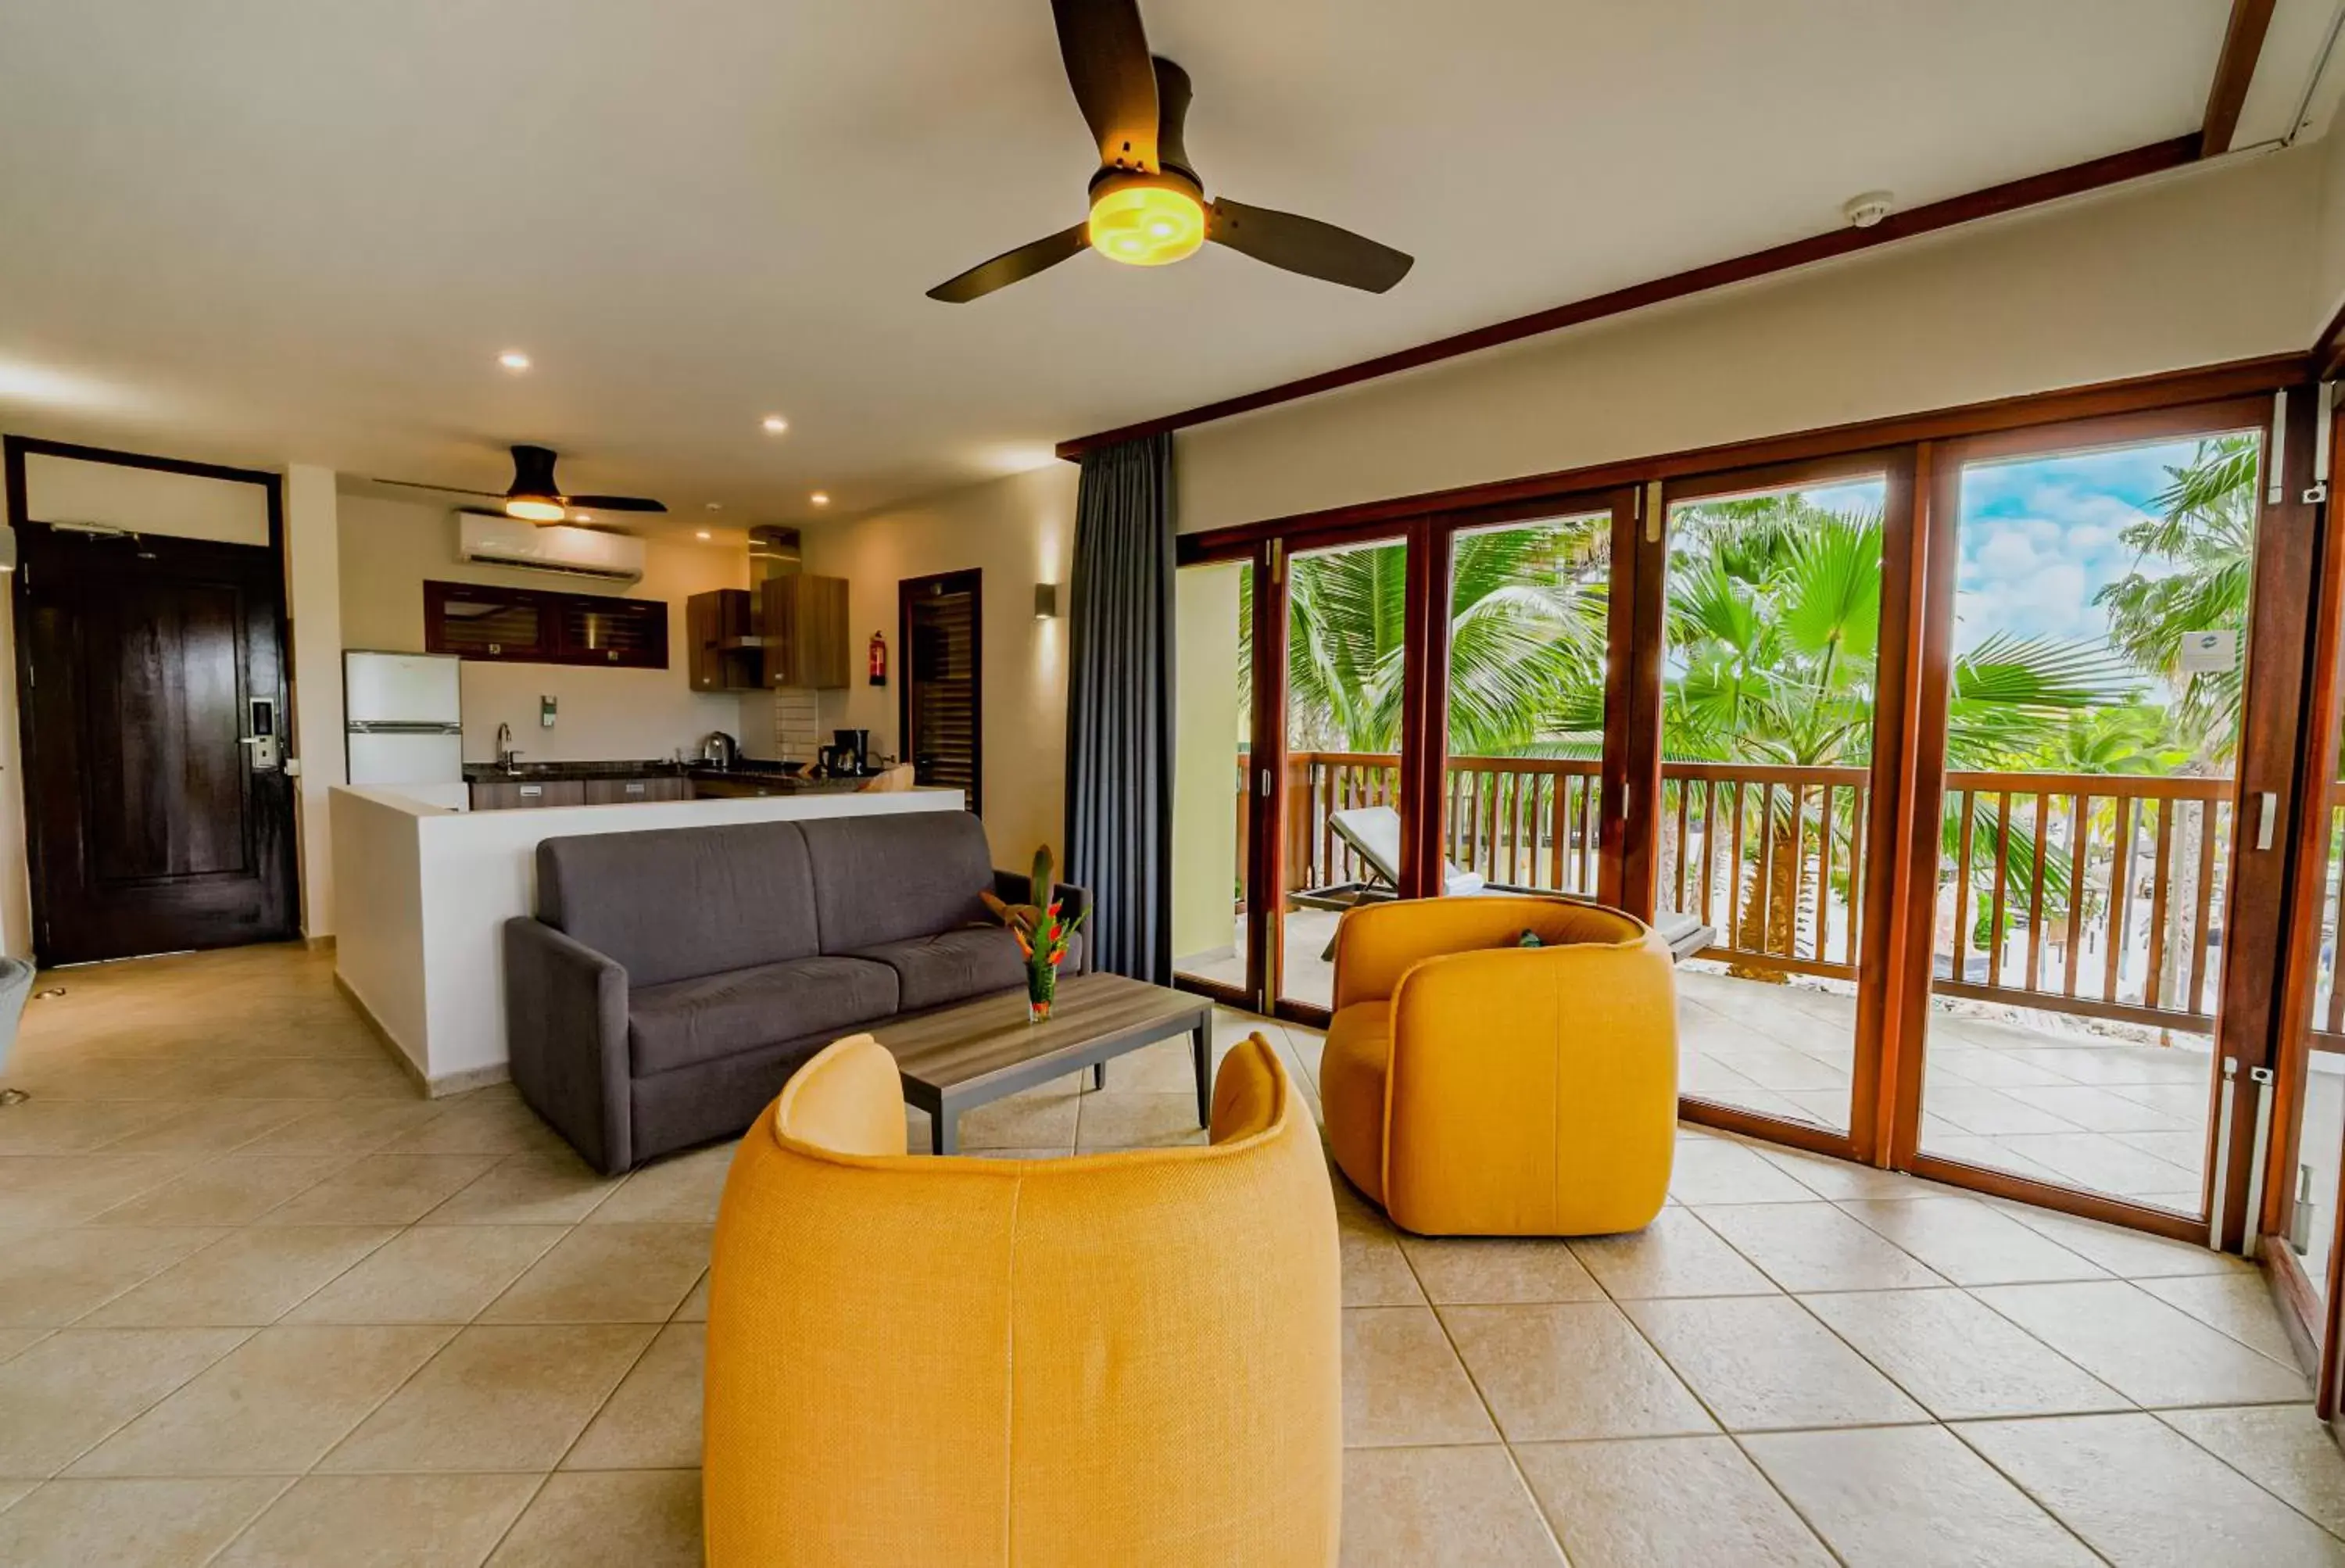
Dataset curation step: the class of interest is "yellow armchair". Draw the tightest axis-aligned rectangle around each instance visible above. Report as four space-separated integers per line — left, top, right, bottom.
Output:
703 1030 1341 1567
1320 896 1677 1237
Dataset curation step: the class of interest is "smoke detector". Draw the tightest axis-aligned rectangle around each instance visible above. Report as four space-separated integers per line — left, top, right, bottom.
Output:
1842 191 1896 229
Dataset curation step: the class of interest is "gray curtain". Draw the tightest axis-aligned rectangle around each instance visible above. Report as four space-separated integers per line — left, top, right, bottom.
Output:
1064 433 1174 983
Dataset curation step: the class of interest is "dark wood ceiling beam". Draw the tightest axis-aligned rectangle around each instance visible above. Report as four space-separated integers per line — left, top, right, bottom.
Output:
1056 136 2202 460
2203 0 2279 157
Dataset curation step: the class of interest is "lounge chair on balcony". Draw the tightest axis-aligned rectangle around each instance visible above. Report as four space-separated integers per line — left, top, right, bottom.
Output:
1324 804 1715 963
1329 806 1488 900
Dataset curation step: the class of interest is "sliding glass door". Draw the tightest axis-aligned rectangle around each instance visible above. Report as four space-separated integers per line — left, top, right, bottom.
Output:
1651 460 1910 1150
1276 532 1418 1016
1435 503 1625 911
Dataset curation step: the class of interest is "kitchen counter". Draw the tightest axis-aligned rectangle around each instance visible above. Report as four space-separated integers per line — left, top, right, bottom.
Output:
331 782 964 1091
460 759 883 796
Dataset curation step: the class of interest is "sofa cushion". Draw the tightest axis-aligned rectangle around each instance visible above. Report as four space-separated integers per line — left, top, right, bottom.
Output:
853 926 1026 1012
539 822 821 988
628 955 899 1076
798 813 997 954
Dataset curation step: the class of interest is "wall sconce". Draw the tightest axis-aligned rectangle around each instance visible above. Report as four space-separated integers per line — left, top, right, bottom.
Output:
1034 583 1058 620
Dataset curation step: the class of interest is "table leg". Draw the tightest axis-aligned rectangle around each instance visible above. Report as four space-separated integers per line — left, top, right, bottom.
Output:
1092 1061 1104 1091
1191 1016 1211 1129
933 1106 956 1156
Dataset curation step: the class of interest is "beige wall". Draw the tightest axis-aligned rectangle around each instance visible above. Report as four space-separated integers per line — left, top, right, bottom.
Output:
798 464 1078 868
1177 147 2329 533
284 464 344 939
1172 562 1244 967
337 494 753 765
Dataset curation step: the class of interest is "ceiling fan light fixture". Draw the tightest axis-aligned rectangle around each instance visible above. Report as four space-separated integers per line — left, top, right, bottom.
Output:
504 496 567 524
1087 177 1205 267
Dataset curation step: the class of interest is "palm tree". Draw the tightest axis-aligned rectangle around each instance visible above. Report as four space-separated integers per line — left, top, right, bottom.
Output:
1280 518 1609 754
1663 496 2130 969
2093 433 2257 764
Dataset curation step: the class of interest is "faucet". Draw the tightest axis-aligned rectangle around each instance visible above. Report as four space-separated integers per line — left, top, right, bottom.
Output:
496 722 520 773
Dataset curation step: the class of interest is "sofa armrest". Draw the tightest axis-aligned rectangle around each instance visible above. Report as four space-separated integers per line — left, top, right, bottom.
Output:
503 917 634 1176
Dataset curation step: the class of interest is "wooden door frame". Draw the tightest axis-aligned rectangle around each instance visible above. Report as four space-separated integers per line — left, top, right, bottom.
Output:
897 567 983 815
1891 391 2312 1246
4 436 292 965
2271 391 2345 1408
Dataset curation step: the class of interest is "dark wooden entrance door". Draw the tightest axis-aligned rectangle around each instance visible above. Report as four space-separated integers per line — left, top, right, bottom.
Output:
15 524 299 964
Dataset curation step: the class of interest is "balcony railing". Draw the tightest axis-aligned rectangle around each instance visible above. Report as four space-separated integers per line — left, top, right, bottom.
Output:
1269 750 2262 1036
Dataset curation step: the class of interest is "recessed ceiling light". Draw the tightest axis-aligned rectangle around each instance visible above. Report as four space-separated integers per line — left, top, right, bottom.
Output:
696 529 711 540
705 502 723 512
810 492 830 507
761 415 789 435
497 349 532 371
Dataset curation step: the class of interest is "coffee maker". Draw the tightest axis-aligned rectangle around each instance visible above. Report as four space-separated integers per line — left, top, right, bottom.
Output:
819 729 870 778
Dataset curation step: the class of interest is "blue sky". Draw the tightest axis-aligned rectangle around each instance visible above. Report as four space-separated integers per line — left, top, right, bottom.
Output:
1949 440 2211 657
1795 440 2233 659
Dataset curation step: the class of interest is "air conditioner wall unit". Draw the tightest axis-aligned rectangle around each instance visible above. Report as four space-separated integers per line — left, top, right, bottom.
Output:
457 512 646 584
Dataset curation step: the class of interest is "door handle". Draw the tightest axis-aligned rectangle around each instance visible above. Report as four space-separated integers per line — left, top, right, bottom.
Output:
2255 791 2277 851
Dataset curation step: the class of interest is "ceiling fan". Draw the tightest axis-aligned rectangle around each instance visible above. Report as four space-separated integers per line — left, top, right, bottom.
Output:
927 0 1412 303
376 445 667 524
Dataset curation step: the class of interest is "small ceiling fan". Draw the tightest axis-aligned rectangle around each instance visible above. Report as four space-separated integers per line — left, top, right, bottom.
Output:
927 0 1412 303
376 445 667 524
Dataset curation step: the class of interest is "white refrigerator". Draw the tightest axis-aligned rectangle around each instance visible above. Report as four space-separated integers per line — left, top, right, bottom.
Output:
345 651 467 811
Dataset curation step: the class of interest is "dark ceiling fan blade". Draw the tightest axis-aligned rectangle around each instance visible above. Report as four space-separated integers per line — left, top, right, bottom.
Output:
373 478 510 501
927 223 1090 303
1207 199 1414 293
1051 0 1158 170
563 494 668 514
1151 56 1195 181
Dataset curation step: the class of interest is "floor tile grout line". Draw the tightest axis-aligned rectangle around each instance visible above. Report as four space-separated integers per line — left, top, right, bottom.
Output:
2139 1407 2345 1545
66 1318 463 1488
1373 1180 1574 1564
1930 1416 2124 1566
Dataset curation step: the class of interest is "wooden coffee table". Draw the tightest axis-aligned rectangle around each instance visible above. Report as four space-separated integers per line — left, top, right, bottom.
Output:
877 972 1214 1155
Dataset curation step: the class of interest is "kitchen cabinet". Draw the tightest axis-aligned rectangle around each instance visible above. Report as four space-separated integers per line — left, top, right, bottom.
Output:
687 589 764 693
470 779 585 811
426 582 668 669
583 776 691 805
761 574 851 689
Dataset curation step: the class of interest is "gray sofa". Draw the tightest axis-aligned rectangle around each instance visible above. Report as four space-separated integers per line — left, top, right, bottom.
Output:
503 811 1086 1174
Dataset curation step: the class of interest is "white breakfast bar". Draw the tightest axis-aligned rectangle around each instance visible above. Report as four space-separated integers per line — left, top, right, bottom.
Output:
330 783 964 1093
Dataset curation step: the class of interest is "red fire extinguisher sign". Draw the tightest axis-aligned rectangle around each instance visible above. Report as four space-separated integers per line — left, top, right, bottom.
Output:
868 631 887 686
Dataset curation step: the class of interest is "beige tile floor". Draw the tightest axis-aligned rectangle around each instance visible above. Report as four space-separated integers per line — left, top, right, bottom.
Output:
0 943 2340 1565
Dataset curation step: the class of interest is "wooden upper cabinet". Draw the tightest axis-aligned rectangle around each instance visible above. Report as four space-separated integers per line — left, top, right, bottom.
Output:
425 581 668 669
761 574 850 689
687 589 763 693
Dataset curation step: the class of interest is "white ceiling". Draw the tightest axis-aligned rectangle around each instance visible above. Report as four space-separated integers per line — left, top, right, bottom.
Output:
0 1 2281 529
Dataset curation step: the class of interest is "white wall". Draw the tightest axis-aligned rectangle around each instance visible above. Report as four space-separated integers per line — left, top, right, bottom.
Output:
337 493 753 765
283 464 343 939
1177 147 2329 533
798 464 1078 868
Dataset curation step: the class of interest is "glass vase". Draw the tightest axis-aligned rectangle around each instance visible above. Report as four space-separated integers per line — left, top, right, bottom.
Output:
1026 959 1058 1023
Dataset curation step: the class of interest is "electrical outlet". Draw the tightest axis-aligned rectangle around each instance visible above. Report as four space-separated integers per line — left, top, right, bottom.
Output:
539 695 557 729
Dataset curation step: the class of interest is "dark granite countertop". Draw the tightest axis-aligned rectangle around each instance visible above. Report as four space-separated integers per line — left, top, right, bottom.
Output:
460 758 884 794
461 758 800 782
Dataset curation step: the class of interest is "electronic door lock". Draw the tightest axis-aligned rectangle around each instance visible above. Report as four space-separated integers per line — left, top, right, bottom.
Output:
241 698 281 771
